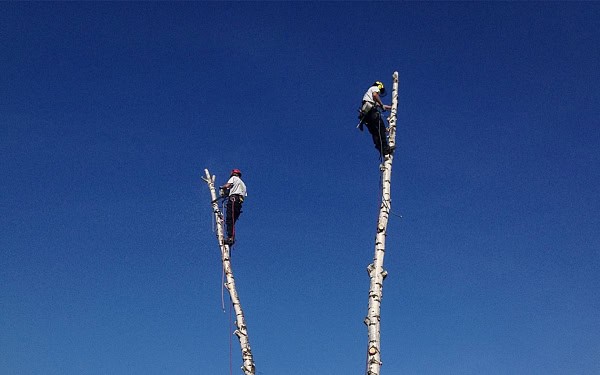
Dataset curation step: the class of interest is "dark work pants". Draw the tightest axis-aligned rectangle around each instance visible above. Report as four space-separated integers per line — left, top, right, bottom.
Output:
364 109 389 152
225 195 243 239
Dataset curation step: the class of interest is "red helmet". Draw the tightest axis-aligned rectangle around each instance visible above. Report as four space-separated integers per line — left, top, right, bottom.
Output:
231 169 242 177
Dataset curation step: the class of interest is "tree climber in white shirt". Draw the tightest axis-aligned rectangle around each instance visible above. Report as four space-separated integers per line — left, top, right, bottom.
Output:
359 81 393 156
219 169 247 245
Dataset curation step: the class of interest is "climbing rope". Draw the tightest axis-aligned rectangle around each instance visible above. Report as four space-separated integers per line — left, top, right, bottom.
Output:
378 168 404 220
221 267 226 312
231 197 237 243
229 299 233 375
377 111 385 160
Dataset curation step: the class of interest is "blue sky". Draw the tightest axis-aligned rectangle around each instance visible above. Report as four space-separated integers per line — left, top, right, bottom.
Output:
1 2 599 375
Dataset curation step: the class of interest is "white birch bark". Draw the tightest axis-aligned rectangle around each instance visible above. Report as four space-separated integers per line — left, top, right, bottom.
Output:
202 169 255 375
365 71 399 375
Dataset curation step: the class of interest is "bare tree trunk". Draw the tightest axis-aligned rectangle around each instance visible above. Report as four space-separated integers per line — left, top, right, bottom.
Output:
365 71 399 375
202 169 255 375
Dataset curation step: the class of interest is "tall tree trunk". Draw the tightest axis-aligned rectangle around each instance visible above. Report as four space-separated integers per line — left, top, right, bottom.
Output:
202 169 255 375
365 71 399 375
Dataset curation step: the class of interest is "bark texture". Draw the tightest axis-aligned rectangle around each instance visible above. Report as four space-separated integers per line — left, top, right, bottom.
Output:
202 169 255 375
365 72 399 375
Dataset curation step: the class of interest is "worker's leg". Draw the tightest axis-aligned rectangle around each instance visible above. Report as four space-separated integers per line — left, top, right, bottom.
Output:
366 122 383 152
233 200 242 234
366 110 389 153
225 198 234 239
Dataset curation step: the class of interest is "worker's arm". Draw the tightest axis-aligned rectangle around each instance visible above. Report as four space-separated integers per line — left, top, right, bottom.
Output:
219 182 233 197
373 92 392 111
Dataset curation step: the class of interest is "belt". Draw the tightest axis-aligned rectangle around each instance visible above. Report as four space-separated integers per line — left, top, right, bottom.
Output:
230 194 244 202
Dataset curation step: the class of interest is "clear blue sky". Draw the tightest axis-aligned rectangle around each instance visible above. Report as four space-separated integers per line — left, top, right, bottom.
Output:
1 3 599 375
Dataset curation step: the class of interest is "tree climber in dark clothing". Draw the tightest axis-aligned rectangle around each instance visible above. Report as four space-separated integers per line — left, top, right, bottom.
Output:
219 169 247 246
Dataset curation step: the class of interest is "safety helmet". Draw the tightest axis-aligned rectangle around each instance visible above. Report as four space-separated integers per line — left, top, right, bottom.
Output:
231 169 242 177
373 81 386 95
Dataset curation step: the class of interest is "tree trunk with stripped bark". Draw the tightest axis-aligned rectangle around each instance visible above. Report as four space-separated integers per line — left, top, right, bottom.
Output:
202 169 255 375
365 71 399 375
